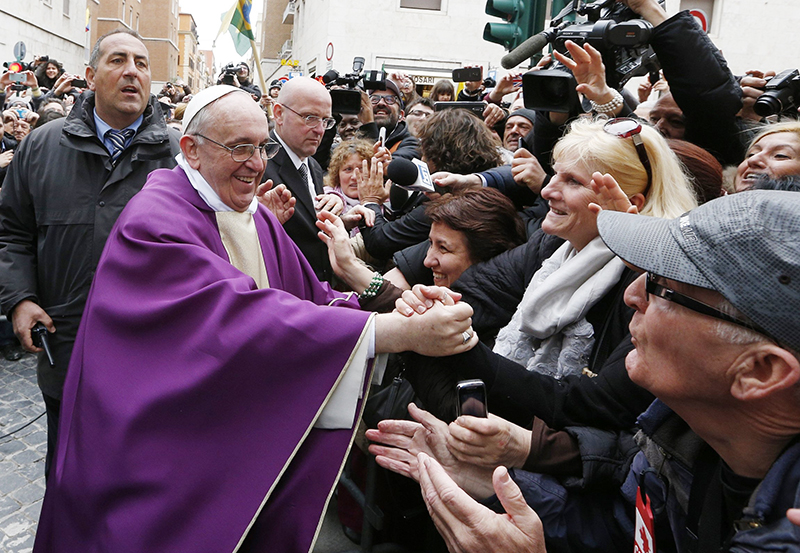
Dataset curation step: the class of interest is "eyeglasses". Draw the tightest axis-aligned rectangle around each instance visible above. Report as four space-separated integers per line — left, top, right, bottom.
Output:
603 118 653 198
645 273 775 339
279 104 336 130
406 110 431 118
195 134 280 162
369 94 399 106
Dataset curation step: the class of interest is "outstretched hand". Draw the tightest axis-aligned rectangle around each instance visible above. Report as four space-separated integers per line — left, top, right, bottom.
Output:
418 453 547 553
553 41 613 105
256 180 296 224
395 284 463 317
587 172 640 215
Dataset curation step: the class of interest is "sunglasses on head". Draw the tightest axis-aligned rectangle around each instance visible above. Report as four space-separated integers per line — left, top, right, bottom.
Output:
603 118 653 198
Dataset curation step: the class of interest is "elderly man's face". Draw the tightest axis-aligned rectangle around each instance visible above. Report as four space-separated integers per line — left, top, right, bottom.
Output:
623 273 746 407
188 93 269 211
13 119 31 141
86 33 151 130
503 115 533 151
649 94 685 140
275 85 331 159
370 90 402 130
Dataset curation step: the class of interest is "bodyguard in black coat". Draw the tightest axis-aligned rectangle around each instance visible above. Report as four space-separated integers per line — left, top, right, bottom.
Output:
264 77 336 282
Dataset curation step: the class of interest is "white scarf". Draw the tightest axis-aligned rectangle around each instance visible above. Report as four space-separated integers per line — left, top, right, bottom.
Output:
492 236 626 378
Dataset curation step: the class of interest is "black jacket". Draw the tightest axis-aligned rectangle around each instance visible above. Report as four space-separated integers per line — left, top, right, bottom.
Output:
0 92 180 399
405 231 654 429
262 131 332 282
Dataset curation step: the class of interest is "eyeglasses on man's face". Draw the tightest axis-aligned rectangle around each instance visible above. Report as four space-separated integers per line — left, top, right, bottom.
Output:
645 273 775 340
279 103 336 130
195 134 280 162
370 94 399 106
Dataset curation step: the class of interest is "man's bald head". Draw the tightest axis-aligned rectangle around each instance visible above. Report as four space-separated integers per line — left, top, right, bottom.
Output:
274 77 332 159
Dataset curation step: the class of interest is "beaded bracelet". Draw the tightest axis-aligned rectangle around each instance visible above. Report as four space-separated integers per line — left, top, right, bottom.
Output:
590 89 623 114
359 272 384 300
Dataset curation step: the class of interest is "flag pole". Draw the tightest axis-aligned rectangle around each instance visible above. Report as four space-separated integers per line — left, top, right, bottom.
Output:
250 40 267 98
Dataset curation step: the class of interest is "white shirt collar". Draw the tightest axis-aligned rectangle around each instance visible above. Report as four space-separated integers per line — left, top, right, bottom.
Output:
274 130 305 169
175 153 259 214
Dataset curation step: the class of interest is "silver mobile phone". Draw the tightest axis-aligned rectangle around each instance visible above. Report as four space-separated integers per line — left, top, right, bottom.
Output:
456 379 488 418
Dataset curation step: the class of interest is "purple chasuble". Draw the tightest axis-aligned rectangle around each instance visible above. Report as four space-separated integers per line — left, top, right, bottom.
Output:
34 167 373 552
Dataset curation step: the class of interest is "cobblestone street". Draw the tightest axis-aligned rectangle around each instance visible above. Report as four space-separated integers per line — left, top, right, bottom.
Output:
0 352 46 553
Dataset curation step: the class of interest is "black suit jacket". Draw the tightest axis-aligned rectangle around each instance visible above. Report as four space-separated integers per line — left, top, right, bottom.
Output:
262 132 332 282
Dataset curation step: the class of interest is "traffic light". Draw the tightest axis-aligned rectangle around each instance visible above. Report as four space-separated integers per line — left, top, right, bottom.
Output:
6 61 24 73
483 0 547 53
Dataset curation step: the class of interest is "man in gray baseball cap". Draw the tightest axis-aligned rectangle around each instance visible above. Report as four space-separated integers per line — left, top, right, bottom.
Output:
594 188 800 552
410 188 800 553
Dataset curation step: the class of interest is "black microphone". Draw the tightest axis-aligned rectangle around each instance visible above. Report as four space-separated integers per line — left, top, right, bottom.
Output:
386 158 435 193
501 28 557 70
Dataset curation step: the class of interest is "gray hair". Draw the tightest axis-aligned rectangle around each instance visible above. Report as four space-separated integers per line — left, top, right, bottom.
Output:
89 28 145 70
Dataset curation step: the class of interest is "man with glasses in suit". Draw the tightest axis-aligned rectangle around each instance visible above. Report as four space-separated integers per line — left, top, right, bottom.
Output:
267 76 339 281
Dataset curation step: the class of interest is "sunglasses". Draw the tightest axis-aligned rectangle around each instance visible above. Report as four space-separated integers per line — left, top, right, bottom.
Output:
603 118 653 198
645 273 775 341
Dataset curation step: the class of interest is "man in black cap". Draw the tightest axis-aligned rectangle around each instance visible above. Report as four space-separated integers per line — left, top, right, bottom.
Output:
360 79 420 162
501 108 535 153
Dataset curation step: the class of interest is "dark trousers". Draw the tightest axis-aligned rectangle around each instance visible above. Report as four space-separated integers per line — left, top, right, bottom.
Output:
42 394 61 481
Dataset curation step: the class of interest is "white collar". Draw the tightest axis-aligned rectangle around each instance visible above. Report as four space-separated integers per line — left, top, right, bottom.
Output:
176 153 258 214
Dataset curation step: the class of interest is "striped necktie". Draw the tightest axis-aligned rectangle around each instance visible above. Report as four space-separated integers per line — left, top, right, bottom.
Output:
105 128 136 164
298 162 310 186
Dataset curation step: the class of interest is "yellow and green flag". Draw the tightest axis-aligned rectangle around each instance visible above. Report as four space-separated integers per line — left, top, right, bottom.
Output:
216 0 255 56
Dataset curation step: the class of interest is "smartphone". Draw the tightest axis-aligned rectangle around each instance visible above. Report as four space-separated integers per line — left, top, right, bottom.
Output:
452 67 482 83
72 79 87 88
456 379 488 418
378 126 387 148
433 101 486 120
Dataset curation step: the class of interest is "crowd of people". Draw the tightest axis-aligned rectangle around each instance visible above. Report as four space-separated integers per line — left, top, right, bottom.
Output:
2 0 800 550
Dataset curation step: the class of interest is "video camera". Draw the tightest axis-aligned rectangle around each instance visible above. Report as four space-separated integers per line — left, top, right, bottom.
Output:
754 69 800 118
219 63 240 86
322 57 387 115
511 0 661 112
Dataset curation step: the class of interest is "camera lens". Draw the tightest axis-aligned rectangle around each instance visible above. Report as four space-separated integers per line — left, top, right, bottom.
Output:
754 89 793 117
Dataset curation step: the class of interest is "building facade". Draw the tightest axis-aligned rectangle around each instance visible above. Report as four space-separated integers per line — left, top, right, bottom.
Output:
0 0 89 75
178 12 200 91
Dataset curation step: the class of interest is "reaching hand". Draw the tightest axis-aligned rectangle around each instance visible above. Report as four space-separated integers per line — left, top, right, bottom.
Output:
587 172 640 215
554 41 614 106
357 157 388 205
447 414 532 469
340 204 376 230
483 104 506 128
511 149 547 193
418 453 547 553
430 171 482 194
256 180 296 224
315 193 344 215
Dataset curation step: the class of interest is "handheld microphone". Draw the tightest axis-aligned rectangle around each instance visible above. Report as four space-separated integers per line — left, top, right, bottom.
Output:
386 158 436 193
501 28 558 70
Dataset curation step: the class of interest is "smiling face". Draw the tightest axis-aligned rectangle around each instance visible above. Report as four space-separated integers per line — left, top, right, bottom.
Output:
184 93 269 212
86 33 151 130
540 161 601 250
734 132 800 192
338 153 364 199
45 63 59 79
424 222 473 288
503 115 533 151
371 90 402 130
